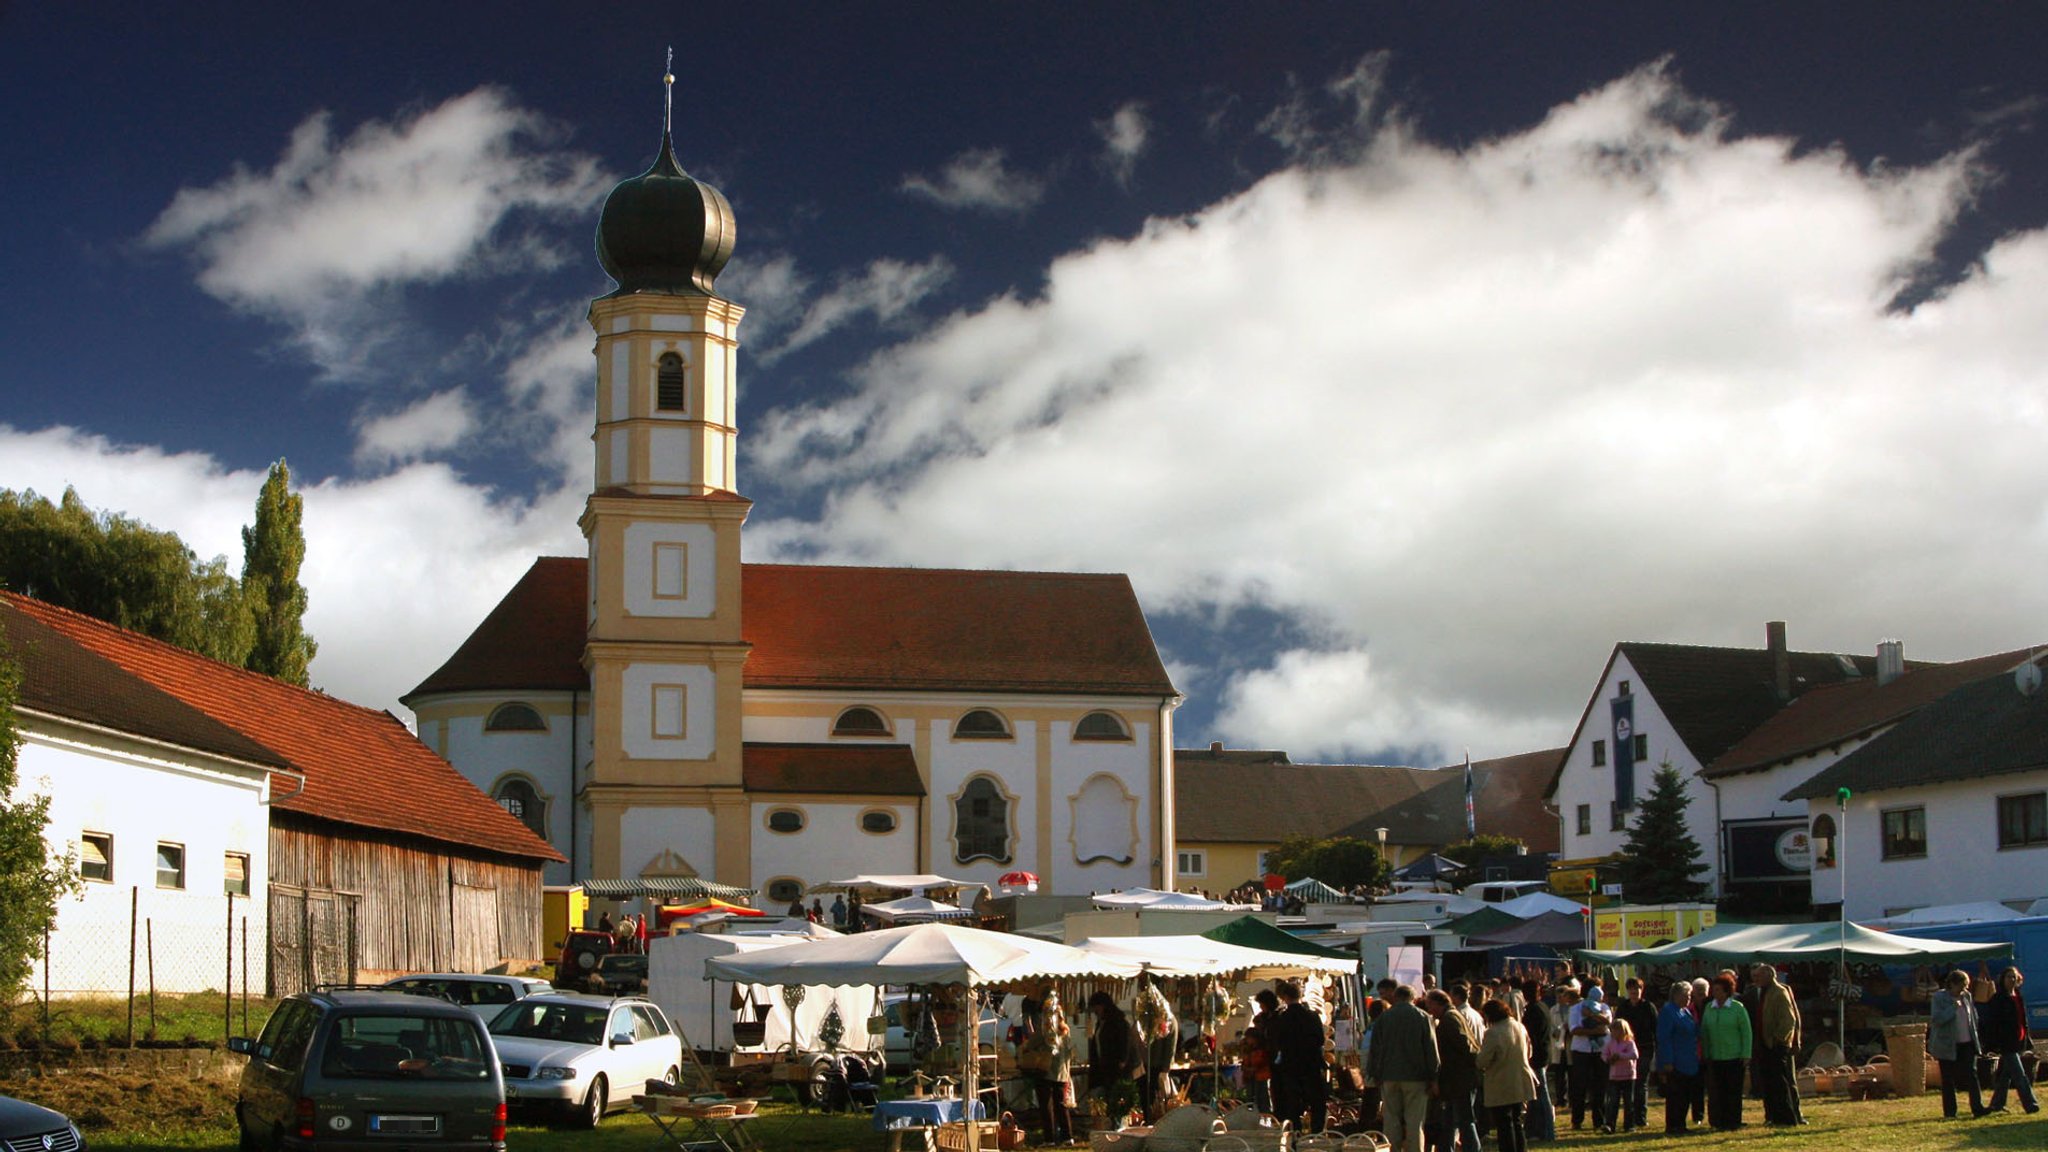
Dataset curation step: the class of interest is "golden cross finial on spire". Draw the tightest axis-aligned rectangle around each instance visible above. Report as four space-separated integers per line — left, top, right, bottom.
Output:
663 47 675 140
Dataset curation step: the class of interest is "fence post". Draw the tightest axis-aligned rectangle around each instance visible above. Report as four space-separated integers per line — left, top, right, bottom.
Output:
127 885 138 1047
225 892 233 1045
241 914 249 1033
41 924 51 1046
146 917 158 1040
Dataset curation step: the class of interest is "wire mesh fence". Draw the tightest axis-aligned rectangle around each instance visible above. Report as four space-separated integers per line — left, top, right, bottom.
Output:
11 888 268 1047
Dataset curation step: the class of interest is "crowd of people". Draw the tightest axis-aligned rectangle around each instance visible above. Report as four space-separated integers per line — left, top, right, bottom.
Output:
1005 960 2035 1151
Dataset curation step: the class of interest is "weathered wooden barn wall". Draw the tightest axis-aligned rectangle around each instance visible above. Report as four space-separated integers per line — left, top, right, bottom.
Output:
266 817 544 994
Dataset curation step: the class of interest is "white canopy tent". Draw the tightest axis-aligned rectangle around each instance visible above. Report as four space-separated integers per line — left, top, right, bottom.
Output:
703 922 1143 1152
1069 934 1359 979
648 932 878 1054
864 894 979 924
808 873 985 896
1089 888 1247 911
1863 902 2024 928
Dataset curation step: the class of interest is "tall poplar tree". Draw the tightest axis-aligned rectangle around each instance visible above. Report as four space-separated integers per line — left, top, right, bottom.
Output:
0 645 83 998
241 460 317 686
1616 761 1711 903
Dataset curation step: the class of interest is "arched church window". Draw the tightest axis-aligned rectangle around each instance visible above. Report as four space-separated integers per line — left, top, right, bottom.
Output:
493 778 548 840
656 352 686 412
832 706 890 736
1811 813 1838 869
954 776 1011 864
1073 711 1131 741
485 702 546 732
953 709 1011 740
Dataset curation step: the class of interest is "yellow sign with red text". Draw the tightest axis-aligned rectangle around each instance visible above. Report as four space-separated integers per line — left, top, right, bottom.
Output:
1593 905 1716 951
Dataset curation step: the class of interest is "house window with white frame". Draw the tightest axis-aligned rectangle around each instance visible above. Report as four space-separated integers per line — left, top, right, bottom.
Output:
80 831 113 883
156 842 186 889
1177 850 1206 877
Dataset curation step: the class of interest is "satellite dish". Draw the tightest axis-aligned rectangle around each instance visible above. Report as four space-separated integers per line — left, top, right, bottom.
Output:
2018 662 2044 698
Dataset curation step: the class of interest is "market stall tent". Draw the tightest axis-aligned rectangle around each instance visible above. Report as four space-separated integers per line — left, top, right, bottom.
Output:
1202 914 1358 960
702 923 1142 1152
1091 888 1244 910
1575 920 2013 966
648 932 878 1054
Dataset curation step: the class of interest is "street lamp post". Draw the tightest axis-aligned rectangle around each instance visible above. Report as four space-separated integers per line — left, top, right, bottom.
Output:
1837 787 1852 1054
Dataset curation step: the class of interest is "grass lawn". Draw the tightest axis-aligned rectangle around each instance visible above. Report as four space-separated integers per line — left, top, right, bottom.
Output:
23 1086 2040 1152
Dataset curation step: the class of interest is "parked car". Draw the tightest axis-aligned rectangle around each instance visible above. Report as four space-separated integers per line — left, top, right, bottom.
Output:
585 953 647 995
382 973 553 1010
228 989 505 1151
487 992 682 1128
0 1093 86 1152
554 930 615 987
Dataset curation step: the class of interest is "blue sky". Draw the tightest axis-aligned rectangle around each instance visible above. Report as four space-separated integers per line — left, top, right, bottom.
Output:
4 3 2046 764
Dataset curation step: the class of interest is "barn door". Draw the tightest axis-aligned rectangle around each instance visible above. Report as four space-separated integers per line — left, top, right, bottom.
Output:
267 886 359 996
450 883 501 973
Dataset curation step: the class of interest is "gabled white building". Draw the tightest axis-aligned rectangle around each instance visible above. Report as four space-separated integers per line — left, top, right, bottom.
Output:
1547 623 1874 898
1786 652 2048 921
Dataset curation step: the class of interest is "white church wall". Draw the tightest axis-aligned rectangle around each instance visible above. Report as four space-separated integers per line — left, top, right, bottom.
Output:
620 806 717 885
429 690 586 886
15 727 270 995
749 800 917 896
928 715 1039 891
1050 715 1153 892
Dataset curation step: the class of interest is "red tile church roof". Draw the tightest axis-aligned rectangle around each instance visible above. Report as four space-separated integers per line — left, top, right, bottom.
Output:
3 591 561 864
742 742 925 796
406 557 1177 701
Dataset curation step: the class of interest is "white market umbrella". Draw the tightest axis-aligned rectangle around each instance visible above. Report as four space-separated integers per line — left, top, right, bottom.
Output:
1072 934 1359 979
1491 891 1591 918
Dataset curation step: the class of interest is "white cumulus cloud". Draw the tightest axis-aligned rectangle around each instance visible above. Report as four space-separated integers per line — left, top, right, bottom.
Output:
353 389 478 467
745 62 2048 762
1096 101 1150 188
144 87 607 379
900 148 1047 214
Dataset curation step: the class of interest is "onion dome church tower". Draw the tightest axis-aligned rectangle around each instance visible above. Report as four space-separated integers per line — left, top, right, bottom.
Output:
579 66 752 883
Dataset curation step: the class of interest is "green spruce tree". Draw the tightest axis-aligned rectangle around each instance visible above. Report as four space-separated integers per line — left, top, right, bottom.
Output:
241 460 317 686
0 644 84 999
1616 761 1710 903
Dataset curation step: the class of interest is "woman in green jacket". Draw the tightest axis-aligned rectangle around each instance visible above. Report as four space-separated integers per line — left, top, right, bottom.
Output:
1698 975 1752 1131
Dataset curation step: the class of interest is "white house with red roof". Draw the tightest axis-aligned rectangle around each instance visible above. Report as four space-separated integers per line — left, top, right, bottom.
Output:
404 102 1179 910
3 590 562 993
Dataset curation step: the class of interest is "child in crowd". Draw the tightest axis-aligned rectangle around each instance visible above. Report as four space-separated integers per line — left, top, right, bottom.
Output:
1601 1019 1640 1134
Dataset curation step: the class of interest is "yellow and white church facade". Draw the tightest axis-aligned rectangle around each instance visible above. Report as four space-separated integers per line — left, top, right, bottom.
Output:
404 101 1179 906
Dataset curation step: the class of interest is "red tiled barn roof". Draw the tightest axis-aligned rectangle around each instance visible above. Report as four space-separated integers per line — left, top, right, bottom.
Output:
407 557 1177 701
742 742 925 796
3 591 561 864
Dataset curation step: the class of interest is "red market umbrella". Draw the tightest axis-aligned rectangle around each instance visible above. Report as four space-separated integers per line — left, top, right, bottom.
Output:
997 871 1039 891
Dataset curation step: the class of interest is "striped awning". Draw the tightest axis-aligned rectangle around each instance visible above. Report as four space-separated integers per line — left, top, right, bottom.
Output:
580 877 759 902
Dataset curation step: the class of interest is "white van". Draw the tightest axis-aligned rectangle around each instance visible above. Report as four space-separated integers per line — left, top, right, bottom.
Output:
1462 880 1549 903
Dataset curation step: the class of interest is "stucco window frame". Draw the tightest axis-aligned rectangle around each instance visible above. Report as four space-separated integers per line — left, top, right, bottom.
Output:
765 807 807 835
950 709 1014 742
1068 772 1140 866
832 706 892 738
1072 710 1132 742
949 774 1017 865
858 808 899 836
492 774 551 841
485 701 548 733
764 876 805 905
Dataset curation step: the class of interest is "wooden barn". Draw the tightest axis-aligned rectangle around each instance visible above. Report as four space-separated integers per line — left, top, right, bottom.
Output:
5 591 562 996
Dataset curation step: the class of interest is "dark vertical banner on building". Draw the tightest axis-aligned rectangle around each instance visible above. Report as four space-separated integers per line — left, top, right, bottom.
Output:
1611 693 1636 810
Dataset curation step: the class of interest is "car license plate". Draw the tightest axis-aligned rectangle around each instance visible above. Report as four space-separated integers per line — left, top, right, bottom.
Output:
369 1114 441 1134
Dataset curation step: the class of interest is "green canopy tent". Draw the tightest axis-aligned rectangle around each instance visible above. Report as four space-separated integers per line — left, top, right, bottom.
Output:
1574 919 2012 967
1202 914 1356 959
1441 906 1523 938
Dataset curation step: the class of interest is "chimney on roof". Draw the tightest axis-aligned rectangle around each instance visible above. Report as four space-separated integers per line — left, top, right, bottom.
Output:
1210 741 1224 753
1768 620 1790 701
1876 639 1905 686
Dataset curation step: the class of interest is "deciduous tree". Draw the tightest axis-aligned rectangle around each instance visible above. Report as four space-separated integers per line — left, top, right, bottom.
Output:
1265 834 1391 890
0 645 84 999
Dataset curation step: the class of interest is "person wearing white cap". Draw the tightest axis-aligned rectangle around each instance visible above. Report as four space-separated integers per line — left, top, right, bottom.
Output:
1567 983 1612 1131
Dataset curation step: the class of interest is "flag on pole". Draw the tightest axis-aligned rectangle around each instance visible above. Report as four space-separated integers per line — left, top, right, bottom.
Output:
1463 750 1476 838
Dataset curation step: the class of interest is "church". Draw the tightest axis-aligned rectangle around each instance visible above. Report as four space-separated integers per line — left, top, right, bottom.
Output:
404 86 1179 908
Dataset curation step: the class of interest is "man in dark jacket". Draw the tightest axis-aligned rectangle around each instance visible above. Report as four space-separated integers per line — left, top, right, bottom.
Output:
1270 980 1329 1134
1426 989 1484 1152
1520 980 1556 1141
1617 978 1660 1130
1981 966 2040 1114
1088 992 1137 1118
